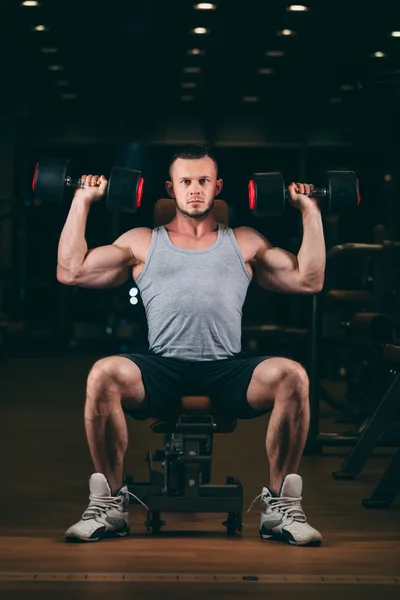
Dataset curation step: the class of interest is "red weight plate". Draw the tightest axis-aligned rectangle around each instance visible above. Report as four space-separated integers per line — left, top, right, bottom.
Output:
136 177 144 208
32 163 39 192
248 179 256 210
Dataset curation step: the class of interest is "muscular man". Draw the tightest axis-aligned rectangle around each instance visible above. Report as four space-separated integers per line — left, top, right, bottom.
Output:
58 145 325 546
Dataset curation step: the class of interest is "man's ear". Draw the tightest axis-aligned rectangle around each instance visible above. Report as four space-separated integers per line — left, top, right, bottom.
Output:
215 178 223 197
165 180 175 199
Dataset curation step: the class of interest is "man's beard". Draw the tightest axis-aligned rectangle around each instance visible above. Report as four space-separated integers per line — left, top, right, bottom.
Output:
175 199 214 220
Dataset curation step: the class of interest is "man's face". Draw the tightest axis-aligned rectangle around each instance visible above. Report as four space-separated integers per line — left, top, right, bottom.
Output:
166 156 223 220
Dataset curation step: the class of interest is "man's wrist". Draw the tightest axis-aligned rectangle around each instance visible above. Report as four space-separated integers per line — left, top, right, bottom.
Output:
300 203 321 217
72 195 92 211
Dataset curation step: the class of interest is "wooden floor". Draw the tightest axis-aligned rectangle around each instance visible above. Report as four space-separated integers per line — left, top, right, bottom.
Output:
1 354 399 600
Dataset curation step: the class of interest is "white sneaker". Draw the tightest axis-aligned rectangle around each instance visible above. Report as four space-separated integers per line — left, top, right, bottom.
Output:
248 474 322 546
65 473 145 543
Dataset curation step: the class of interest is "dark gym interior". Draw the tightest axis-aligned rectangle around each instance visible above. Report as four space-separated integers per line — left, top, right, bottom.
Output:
1 1 400 599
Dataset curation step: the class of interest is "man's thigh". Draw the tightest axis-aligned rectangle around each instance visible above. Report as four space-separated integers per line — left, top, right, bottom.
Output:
199 355 274 419
117 352 197 420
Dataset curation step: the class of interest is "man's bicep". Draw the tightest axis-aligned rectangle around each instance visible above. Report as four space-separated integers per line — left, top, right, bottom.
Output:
79 244 133 288
254 246 303 293
259 246 299 271
80 227 150 288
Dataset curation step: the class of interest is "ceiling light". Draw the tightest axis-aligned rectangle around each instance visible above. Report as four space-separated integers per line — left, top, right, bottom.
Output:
258 68 274 75
340 84 355 91
372 51 386 58
182 82 197 88
40 47 58 53
278 29 296 36
61 93 76 100
187 48 204 55
181 95 194 101
287 4 309 11
192 27 209 34
21 1 40 5
391 31 400 37
243 96 259 102
265 50 285 57
329 97 343 104
183 67 202 73
32 25 48 31
194 3 217 9
48 65 64 71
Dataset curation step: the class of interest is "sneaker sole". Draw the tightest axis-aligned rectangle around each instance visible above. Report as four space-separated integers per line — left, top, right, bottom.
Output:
65 526 130 543
260 531 322 547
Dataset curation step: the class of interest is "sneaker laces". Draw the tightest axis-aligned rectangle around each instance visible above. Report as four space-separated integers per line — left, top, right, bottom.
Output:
82 490 148 520
246 492 306 523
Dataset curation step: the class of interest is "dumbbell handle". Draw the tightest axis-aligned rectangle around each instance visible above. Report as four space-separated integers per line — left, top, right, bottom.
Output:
285 187 327 199
65 176 103 189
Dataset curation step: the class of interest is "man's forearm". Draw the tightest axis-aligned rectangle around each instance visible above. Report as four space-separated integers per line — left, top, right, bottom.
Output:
296 207 326 291
57 198 91 280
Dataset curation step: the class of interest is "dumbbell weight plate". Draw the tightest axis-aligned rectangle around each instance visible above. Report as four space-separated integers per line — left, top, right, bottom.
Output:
326 170 361 212
32 158 70 203
248 172 286 217
106 167 144 214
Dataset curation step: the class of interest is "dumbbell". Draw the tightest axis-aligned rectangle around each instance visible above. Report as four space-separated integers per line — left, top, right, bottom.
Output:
32 158 144 214
248 170 361 217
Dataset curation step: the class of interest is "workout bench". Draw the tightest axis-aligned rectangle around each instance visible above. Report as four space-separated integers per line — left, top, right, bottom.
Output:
124 199 244 535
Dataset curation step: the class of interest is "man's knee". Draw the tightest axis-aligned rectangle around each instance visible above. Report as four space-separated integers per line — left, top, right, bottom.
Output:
86 356 143 399
266 358 309 396
285 361 309 391
88 357 118 390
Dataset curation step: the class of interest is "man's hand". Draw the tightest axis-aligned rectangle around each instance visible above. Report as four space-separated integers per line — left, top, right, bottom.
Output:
74 174 108 205
287 181 319 214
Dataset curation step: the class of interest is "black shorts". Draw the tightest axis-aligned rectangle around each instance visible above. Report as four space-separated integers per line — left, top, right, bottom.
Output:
118 350 273 421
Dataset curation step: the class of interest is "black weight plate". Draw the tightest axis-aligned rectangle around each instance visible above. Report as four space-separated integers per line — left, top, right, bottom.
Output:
106 167 142 213
249 172 286 217
326 170 360 212
32 158 70 203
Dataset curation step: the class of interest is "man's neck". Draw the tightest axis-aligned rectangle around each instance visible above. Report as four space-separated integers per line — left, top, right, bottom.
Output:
167 216 219 238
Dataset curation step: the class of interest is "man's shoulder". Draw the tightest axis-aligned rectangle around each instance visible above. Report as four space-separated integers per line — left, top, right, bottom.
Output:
122 226 153 240
232 225 258 238
232 226 273 262
232 226 270 246
113 227 153 265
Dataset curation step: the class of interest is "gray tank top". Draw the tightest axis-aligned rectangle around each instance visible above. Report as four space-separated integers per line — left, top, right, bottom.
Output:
135 224 252 360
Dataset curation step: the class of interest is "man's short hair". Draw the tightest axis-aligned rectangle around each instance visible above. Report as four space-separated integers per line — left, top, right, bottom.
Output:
168 144 218 179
